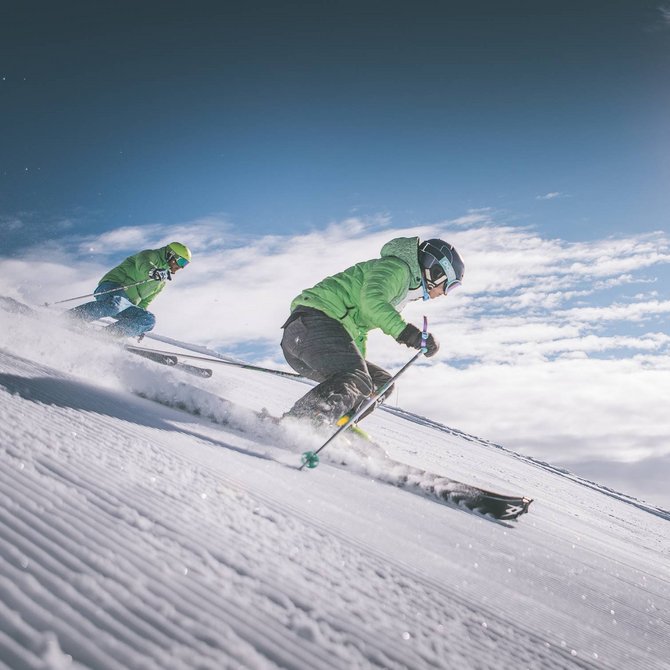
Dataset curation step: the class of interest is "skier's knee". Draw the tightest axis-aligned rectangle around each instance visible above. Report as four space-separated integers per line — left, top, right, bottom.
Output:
141 311 156 331
346 369 375 396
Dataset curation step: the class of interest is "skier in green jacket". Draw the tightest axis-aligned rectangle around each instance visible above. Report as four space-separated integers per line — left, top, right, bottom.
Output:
280 236 464 427
69 242 192 338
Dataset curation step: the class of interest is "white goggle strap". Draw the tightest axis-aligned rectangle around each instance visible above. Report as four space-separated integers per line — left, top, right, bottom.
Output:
438 256 458 284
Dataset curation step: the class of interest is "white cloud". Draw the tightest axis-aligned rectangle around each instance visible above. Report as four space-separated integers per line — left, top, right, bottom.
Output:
558 299 670 324
445 209 495 227
536 192 563 200
396 355 670 466
74 216 234 256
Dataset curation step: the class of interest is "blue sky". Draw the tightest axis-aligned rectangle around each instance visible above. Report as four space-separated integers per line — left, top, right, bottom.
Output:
1 1 670 503
2 0 669 248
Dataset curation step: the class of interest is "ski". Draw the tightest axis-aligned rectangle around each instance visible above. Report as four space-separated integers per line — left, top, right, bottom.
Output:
314 437 532 521
436 484 532 521
125 345 213 377
175 362 213 378
382 466 531 521
126 345 178 366
372 466 531 520
125 344 212 379
135 342 302 378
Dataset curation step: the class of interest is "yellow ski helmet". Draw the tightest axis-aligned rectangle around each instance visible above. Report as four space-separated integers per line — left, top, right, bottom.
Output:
166 242 192 267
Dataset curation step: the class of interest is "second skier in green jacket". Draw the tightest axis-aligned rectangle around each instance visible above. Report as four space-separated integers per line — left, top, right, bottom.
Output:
69 242 192 338
280 236 464 427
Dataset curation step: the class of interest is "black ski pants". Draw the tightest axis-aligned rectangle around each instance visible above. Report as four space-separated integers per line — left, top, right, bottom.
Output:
280 306 393 423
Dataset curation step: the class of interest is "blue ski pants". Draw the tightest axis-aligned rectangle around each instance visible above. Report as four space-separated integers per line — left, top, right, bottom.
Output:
69 281 156 338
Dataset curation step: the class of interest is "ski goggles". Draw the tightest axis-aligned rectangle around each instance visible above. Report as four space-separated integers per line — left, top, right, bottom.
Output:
168 252 190 267
442 278 462 294
431 273 462 295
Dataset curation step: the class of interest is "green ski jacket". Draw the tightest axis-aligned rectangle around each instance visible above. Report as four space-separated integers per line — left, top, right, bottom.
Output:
290 236 424 356
100 246 173 309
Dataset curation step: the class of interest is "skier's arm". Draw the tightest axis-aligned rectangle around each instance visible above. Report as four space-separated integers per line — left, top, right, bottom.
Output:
358 260 409 338
135 252 163 280
134 252 166 308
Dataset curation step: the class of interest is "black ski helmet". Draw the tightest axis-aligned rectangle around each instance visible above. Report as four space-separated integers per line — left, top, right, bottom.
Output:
418 239 465 291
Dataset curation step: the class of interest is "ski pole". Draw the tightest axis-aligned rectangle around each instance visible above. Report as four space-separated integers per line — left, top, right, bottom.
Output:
44 278 155 306
299 316 429 470
124 343 304 378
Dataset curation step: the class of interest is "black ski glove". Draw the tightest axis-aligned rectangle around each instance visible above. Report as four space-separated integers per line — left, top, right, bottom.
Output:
149 268 171 281
396 323 440 357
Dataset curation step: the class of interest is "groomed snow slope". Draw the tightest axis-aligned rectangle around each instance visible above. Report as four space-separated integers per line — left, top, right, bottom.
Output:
0 304 669 670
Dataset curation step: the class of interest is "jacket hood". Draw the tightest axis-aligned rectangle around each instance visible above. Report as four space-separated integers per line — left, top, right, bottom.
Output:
380 236 422 288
